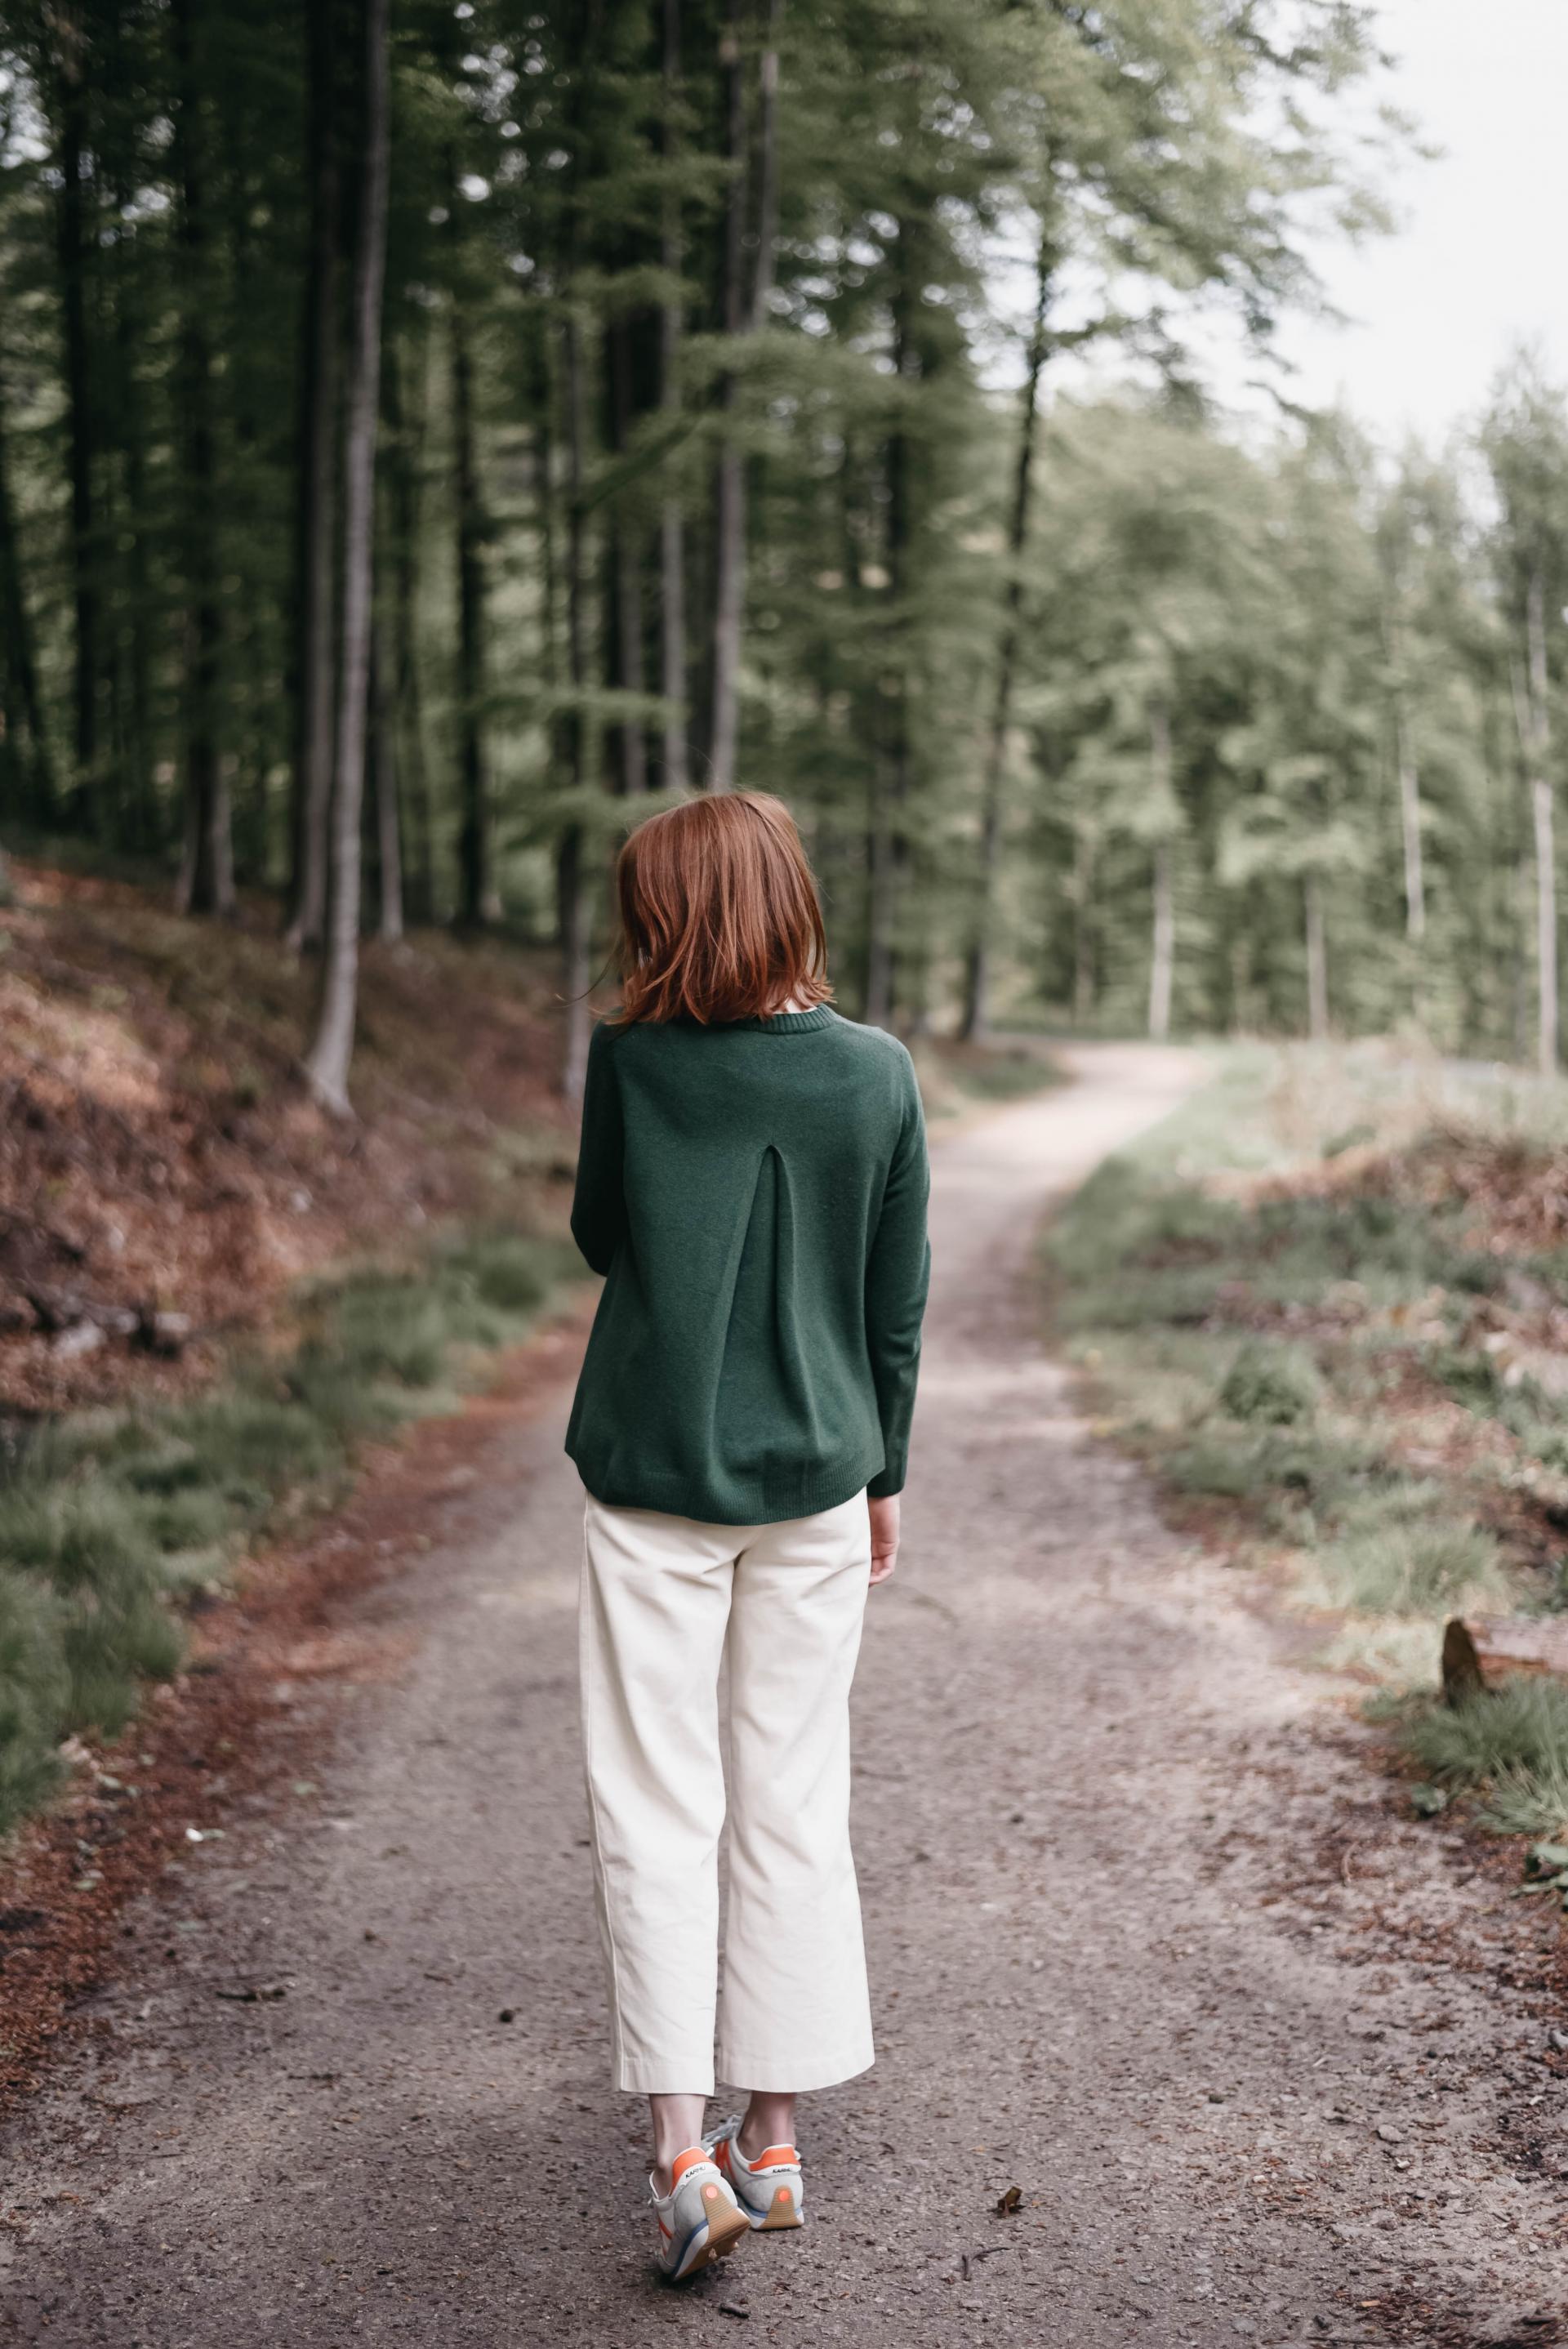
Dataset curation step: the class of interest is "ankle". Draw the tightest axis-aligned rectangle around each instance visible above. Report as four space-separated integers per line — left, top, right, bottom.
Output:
648 2093 710 2193
737 2096 796 2162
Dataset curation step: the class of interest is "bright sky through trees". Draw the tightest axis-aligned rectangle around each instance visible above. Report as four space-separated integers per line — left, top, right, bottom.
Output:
1275 0 1568 438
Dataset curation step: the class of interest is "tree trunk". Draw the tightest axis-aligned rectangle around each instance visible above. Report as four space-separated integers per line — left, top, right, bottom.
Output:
1071 829 1096 1028
0 380 55 817
171 0 234 919
387 326 434 923
558 314 594 1103
1396 711 1426 944
960 226 1051 1041
451 283 496 927
304 0 390 1114
704 0 781 792
286 0 343 949
54 31 97 816
372 613 403 943
606 313 648 796
1304 871 1329 1042
863 225 915 1028
1147 696 1175 1041
108 176 154 850
1512 570 1557 1077
657 0 688 792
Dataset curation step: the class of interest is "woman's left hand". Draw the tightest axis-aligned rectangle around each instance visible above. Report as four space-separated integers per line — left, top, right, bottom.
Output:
867 1494 900 1585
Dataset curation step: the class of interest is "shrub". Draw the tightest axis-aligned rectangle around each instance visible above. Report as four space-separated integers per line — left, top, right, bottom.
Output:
1319 1514 1507 1617
1217 1341 1323 1426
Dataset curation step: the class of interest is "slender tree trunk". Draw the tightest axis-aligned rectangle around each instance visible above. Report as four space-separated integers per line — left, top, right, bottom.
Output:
1396 711 1426 944
1147 841 1174 1040
704 0 781 791
1533 769 1557 1079
558 314 594 1103
305 0 390 1113
863 225 915 1028
657 0 688 791
1511 570 1557 1077
1071 829 1096 1028
0 381 55 816
1147 695 1175 1040
451 283 496 925
54 33 97 816
171 0 234 919
286 0 342 948
387 326 434 922
372 613 403 941
109 183 154 851
961 226 1051 1041
1304 871 1329 1043
606 314 648 796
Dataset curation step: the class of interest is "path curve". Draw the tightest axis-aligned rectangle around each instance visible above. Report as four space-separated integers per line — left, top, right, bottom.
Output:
2 1043 1565 2345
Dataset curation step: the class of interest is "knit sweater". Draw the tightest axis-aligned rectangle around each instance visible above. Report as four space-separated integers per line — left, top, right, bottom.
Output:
565 1005 930 1525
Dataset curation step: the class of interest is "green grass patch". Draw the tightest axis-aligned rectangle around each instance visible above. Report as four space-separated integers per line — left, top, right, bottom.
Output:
0 1227 580 1839
1404 1678 1568 1839
1045 1045 1568 1705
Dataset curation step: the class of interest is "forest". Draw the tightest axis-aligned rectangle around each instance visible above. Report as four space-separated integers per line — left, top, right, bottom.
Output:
2 0 1566 1100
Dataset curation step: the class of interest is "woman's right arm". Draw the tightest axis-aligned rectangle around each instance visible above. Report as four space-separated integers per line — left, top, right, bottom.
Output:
570 1023 627 1277
863 1052 931 1513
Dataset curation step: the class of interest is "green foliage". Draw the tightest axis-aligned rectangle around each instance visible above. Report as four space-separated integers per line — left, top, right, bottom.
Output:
1405 1679 1568 1839
1315 1510 1507 1619
1216 1340 1323 1426
0 1227 575 1839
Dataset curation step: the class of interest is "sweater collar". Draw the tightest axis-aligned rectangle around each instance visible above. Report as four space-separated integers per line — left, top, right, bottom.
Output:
737 1006 838 1034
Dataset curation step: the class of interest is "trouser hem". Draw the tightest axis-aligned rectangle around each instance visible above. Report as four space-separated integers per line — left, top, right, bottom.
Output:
715 2041 875 2093
617 2059 718 2096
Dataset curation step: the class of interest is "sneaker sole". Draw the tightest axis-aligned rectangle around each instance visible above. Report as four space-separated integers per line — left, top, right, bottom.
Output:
746 2182 804 2231
668 2196 751 2283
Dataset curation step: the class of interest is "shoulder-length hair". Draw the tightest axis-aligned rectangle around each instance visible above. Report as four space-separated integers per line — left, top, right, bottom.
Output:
612 791 833 1026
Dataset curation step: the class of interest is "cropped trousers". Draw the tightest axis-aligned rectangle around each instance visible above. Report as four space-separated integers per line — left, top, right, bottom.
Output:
578 1489 875 2096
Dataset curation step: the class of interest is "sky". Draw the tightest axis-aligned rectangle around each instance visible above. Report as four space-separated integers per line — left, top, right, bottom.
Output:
1266 0 1568 442
1018 0 1568 448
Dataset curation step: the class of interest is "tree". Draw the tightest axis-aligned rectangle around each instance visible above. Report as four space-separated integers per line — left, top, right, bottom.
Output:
703 0 780 791
286 0 345 952
304 0 391 1115
1483 359 1568 1079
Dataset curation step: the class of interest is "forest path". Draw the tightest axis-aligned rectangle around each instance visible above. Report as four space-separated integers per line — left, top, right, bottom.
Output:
3 1044 1566 2347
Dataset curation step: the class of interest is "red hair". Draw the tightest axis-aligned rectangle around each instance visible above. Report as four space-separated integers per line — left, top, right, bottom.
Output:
613 792 833 1026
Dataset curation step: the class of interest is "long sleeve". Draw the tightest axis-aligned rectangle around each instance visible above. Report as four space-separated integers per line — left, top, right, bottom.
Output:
863 1059 931 1499
570 1022 627 1277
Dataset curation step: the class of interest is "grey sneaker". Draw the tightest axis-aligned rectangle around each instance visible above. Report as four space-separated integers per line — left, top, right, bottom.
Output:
706 2117 804 2230
652 2146 750 2283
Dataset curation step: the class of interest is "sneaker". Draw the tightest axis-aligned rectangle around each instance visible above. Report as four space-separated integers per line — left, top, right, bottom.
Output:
706 2117 805 2230
652 2146 750 2284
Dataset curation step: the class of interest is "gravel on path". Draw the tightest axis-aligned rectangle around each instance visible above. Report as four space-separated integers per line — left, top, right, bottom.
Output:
2 1043 1566 2347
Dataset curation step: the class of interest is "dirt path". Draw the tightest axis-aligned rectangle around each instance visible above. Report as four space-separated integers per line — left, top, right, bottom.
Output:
4 1044 1566 2346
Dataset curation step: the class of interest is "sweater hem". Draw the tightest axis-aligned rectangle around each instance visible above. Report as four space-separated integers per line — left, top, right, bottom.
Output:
568 1444 884 1529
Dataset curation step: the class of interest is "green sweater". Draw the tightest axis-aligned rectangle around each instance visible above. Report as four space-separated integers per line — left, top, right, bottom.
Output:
566 1005 930 1525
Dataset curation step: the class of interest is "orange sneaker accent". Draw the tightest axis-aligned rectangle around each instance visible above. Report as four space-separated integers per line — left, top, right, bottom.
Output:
670 2146 710 2186
751 2145 798 2168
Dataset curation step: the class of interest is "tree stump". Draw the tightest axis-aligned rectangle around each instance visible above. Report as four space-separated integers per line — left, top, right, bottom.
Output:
1441 1615 1568 1706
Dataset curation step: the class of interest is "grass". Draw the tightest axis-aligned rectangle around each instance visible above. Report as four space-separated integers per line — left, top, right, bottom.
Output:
0 1228 580 1837
1047 1039 1568 1857
914 1036 1062 1121
1405 1678 1568 1839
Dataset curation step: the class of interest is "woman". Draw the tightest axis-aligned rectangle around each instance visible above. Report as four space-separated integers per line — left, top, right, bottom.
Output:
567 791 930 2283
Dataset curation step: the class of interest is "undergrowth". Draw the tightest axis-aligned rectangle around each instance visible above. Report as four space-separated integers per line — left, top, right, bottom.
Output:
1048 1043 1568 1850
0 1229 579 1836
